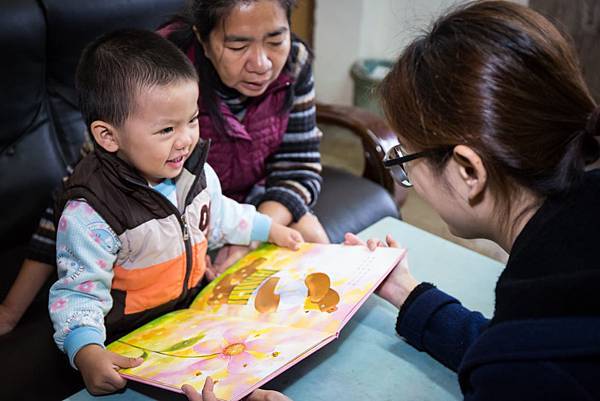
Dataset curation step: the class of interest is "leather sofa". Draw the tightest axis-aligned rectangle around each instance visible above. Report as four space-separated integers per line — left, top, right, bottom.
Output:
0 0 399 398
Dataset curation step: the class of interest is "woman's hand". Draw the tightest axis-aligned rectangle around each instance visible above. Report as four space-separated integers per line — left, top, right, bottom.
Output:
182 377 220 401
258 201 329 244
182 377 292 401
290 213 330 244
344 233 419 309
0 303 18 336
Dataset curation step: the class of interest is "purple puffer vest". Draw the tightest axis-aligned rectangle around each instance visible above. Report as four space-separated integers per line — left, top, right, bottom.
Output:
198 74 292 202
158 24 292 202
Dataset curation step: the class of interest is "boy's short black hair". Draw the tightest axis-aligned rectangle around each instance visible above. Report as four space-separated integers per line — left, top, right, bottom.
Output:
76 28 198 127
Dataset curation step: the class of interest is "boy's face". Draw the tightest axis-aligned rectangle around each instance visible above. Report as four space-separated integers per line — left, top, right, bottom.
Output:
99 80 200 185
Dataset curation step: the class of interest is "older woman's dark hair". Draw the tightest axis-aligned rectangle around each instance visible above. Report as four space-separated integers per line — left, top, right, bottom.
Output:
164 0 301 137
380 0 599 202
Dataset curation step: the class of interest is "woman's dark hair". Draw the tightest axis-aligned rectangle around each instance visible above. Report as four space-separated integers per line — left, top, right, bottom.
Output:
380 1 599 205
76 29 198 127
163 0 301 137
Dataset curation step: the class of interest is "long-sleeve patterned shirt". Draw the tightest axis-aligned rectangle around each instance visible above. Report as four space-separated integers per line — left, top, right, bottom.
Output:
49 165 271 367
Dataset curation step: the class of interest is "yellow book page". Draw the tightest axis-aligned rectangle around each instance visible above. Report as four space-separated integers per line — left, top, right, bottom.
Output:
190 243 405 333
107 311 331 400
107 243 404 400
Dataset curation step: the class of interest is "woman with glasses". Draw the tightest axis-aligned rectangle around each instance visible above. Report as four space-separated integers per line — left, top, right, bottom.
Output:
188 1 600 400
364 0 600 400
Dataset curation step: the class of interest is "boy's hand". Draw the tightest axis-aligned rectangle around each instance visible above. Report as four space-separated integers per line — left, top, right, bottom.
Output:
269 223 304 250
75 344 143 395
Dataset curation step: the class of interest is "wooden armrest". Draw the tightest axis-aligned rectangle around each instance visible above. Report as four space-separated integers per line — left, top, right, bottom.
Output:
316 102 398 194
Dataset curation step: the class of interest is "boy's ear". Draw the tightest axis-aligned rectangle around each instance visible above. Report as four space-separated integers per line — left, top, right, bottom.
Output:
451 145 488 204
90 120 119 153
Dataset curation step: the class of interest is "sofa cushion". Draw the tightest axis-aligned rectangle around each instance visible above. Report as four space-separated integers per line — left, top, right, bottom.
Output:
315 166 399 243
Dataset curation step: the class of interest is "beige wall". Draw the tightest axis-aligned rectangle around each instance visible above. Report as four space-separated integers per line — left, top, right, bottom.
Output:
314 0 529 105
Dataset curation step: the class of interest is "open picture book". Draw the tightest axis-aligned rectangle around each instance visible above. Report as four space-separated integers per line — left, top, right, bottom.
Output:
107 243 406 400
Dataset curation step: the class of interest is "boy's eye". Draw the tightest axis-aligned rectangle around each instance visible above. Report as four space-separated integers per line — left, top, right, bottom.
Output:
190 115 199 124
159 127 174 135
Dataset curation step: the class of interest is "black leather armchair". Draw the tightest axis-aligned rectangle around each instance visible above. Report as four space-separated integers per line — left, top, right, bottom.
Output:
0 0 399 312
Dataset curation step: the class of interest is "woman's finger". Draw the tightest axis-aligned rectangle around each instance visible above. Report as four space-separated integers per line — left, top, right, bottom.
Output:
385 234 400 248
366 238 385 251
343 232 366 246
201 377 220 401
182 383 203 401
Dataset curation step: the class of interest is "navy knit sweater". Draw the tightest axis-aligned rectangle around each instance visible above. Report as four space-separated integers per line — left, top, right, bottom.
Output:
397 169 600 401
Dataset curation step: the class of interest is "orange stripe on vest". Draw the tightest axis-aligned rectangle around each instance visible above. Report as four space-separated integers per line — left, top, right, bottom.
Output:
112 239 208 315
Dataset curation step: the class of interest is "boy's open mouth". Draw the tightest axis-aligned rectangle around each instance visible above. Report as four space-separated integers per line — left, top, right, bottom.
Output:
167 155 184 164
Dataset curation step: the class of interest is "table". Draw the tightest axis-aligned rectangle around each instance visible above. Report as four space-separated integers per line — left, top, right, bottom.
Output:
66 217 504 401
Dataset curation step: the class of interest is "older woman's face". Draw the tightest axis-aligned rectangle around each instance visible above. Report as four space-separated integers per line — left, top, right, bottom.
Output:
200 0 291 97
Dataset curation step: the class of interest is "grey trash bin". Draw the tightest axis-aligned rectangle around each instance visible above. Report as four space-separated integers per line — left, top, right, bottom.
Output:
350 58 393 116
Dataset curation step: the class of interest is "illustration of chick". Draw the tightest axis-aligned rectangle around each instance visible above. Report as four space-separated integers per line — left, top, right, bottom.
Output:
304 273 340 313
254 272 340 314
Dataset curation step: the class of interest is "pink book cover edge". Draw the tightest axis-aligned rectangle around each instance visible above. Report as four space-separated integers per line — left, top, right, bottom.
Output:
118 247 407 399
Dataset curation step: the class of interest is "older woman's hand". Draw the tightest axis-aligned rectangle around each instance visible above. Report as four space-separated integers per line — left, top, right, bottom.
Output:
182 377 292 401
344 233 419 309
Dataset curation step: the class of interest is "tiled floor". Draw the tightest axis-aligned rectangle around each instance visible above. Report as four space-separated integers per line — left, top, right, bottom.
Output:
320 123 508 263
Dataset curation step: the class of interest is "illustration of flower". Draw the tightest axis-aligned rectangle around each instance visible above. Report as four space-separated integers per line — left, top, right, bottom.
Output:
193 327 275 374
149 327 275 389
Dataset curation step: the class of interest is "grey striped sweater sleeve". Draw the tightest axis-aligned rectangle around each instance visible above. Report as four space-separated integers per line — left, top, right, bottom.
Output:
27 139 92 265
260 41 323 222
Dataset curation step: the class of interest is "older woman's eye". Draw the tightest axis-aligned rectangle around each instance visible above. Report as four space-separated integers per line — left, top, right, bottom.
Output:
269 41 284 47
228 46 247 52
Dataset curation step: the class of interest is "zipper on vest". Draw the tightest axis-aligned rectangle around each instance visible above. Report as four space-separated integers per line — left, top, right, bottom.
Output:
180 212 194 300
123 177 196 304
181 213 190 241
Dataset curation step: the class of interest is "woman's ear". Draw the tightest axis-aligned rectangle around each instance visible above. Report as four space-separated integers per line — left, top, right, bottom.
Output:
452 145 487 204
192 26 210 59
90 120 119 153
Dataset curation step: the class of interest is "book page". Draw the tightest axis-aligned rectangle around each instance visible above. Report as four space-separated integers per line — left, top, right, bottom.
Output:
107 243 404 399
107 310 332 401
190 243 405 334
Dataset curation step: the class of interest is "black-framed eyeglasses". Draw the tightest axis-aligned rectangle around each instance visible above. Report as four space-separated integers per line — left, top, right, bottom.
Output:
383 144 452 187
